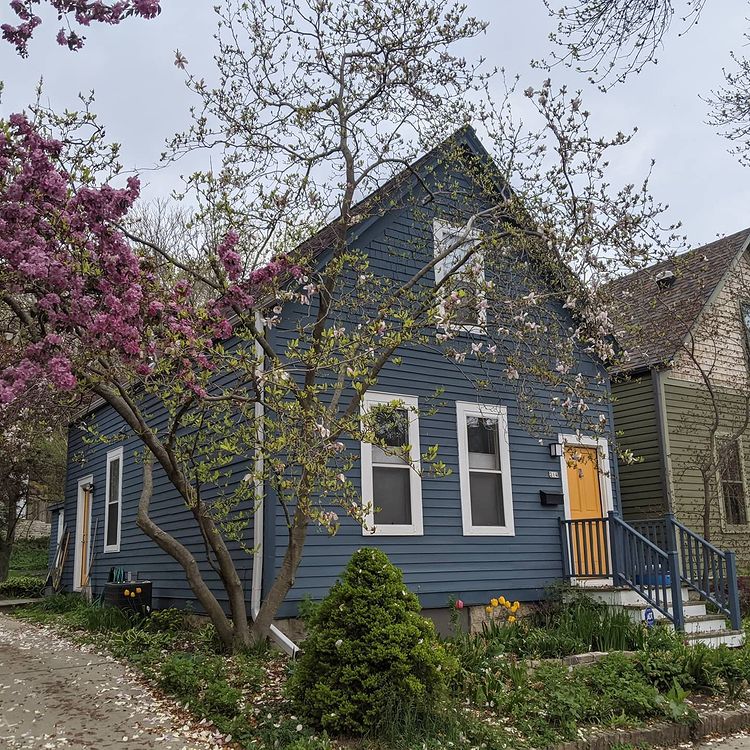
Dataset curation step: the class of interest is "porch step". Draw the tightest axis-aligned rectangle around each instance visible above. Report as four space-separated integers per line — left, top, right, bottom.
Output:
583 584 691 608
685 629 746 648
573 584 746 648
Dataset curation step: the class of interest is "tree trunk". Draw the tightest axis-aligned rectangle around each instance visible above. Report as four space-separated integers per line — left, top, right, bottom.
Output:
136 460 241 649
250 508 308 642
0 538 11 582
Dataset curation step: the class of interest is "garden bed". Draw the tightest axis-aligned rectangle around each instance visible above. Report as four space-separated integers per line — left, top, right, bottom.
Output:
12 589 750 750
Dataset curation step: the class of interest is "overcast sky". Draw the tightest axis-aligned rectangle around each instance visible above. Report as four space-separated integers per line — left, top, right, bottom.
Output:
1 1 748 248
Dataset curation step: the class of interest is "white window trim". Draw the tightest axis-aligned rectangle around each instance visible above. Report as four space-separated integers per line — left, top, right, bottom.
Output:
361 392 423 536
103 446 124 553
73 475 94 592
56 507 65 547
433 218 486 335
457 402 515 536
716 434 750 532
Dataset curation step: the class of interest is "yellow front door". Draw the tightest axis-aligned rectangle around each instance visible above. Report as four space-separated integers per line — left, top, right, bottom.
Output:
565 445 606 576
79 486 92 589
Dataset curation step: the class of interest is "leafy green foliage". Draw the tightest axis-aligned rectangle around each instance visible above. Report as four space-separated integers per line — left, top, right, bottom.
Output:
8 536 49 575
288 548 457 736
0 575 44 598
160 653 241 717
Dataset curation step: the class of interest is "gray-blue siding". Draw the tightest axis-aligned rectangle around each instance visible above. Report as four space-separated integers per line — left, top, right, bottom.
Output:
50 146 620 616
266 206 620 617
54 398 256 609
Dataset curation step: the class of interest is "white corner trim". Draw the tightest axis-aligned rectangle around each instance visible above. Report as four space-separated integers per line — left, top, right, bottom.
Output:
456 401 515 537
361 392 424 537
103 446 124 554
558 433 615 523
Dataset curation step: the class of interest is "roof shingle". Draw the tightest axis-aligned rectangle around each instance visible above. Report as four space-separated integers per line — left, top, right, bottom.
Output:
607 227 750 372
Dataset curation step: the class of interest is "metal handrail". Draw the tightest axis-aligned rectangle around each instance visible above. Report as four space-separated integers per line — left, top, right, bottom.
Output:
669 515 742 630
559 512 685 630
609 512 684 630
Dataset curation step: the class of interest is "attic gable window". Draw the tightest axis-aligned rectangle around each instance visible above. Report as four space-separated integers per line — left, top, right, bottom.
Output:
433 219 486 333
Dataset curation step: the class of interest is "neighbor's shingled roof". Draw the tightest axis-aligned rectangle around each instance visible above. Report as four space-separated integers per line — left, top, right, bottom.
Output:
608 227 750 372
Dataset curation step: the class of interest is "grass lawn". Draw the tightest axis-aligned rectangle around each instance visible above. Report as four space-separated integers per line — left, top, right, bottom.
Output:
13 591 750 750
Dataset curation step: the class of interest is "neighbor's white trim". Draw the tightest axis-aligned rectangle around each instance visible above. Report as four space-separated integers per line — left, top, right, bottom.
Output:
716 433 750 533
73 475 94 592
456 402 515 536
433 218 486 335
103 447 124 554
559 433 615 523
361 392 424 536
250 311 299 658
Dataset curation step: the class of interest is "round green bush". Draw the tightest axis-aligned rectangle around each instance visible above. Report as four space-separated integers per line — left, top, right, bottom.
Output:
288 547 456 736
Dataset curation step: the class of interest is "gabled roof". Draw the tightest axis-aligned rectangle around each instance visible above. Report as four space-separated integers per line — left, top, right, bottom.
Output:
295 124 508 263
608 227 750 372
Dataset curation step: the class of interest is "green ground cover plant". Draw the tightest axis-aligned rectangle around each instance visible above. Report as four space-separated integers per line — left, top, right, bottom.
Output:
0 574 45 598
9 536 49 576
13 571 750 750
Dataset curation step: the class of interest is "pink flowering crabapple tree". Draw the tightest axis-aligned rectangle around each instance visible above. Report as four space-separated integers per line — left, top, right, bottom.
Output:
1 0 681 649
2 0 160 55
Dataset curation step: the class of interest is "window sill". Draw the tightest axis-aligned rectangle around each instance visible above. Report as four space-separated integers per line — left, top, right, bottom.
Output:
462 526 515 537
362 526 424 537
103 545 121 554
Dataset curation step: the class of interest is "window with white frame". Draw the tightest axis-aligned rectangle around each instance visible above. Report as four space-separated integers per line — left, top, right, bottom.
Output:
433 219 485 331
361 393 423 535
456 402 514 535
718 438 749 526
104 447 124 552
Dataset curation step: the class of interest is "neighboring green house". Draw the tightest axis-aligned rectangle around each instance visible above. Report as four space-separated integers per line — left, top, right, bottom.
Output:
609 228 750 567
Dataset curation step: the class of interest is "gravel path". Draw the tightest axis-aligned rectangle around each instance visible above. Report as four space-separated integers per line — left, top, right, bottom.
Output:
0 614 234 749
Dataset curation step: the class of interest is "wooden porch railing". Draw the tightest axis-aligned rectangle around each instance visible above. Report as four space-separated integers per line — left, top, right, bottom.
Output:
560 511 743 632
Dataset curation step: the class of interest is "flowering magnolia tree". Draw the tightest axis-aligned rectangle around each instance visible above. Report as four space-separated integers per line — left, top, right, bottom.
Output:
1 0 681 650
2 0 160 55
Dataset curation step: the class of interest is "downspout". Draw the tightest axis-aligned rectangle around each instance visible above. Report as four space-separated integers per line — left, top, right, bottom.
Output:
251 311 300 657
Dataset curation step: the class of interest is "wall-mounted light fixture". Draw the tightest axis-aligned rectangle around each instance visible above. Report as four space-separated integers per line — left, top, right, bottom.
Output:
549 442 563 458
82 483 94 493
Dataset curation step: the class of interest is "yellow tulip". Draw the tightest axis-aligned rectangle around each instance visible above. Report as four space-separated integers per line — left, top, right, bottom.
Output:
504 600 512 608
490 598 498 607
135 587 142 595
498 596 506 606
508 615 516 624
512 603 519 613
123 589 130 597
485 605 493 614
130 592 136 598
513 600 520 609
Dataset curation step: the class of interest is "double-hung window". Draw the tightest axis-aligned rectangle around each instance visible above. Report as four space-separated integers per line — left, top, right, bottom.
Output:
104 447 124 553
718 438 749 527
433 219 485 332
361 392 423 536
456 402 514 536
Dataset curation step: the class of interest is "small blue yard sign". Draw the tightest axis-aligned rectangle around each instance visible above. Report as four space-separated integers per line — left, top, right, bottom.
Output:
643 607 655 628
